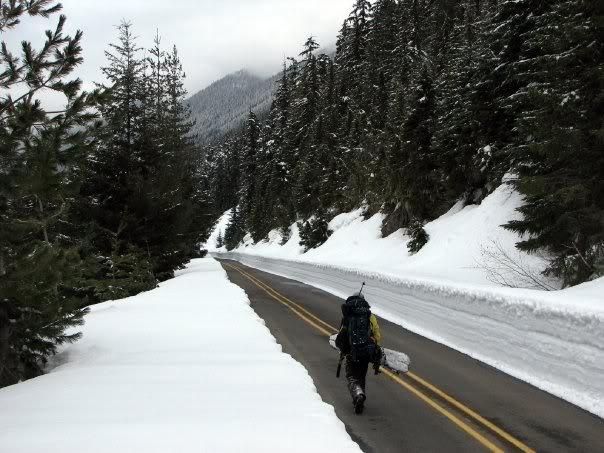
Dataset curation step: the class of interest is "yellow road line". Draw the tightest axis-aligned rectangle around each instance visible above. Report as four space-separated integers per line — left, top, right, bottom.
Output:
407 372 536 453
226 261 538 453
225 263 511 453
236 265 338 333
225 263 334 336
381 368 505 453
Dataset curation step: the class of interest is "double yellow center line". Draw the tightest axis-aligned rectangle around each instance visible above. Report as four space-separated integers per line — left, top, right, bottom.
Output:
224 262 536 453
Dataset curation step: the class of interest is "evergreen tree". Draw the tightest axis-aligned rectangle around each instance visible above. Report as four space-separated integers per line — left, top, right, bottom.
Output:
204 138 241 216
129 43 206 280
216 230 225 249
78 21 155 295
432 1 495 205
224 207 245 250
505 0 604 285
203 0 604 287
298 209 333 252
239 110 260 228
407 218 430 254
82 23 208 288
291 37 330 218
0 2 96 385
387 67 439 227
263 63 297 230
366 0 399 130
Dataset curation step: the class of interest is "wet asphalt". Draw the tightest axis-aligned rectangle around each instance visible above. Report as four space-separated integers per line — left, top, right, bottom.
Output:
219 259 604 453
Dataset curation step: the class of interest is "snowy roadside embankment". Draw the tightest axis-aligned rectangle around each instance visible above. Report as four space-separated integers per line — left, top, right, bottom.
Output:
0 258 361 453
209 184 604 417
218 252 604 419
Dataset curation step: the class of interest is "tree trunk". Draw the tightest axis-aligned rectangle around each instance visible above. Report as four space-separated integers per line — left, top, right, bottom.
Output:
36 196 49 243
0 302 13 386
0 252 5 277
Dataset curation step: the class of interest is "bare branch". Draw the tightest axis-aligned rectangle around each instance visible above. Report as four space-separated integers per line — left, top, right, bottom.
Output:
475 240 559 291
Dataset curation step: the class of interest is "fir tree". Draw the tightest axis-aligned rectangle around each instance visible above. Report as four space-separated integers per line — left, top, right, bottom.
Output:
216 230 225 249
298 209 333 252
0 2 96 385
505 0 604 285
263 63 297 230
224 207 245 250
131 42 206 280
78 21 155 295
203 0 604 287
239 110 260 228
407 218 430 254
432 1 495 205
388 67 439 226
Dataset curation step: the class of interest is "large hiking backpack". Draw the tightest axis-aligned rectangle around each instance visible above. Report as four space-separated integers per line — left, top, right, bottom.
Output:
341 295 375 362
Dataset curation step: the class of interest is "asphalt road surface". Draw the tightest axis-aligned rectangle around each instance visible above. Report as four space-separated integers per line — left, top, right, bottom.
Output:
219 259 604 453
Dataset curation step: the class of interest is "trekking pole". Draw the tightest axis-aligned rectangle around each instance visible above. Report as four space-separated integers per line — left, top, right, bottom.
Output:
336 353 344 378
358 282 366 296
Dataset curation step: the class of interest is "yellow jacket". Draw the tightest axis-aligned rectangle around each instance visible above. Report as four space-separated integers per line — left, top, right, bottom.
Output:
370 314 381 345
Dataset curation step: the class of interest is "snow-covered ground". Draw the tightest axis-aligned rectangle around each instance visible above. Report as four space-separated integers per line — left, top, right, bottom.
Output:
208 184 604 418
209 184 561 290
0 258 361 453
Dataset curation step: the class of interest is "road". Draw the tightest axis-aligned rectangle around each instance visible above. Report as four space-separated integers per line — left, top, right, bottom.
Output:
219 259 604 453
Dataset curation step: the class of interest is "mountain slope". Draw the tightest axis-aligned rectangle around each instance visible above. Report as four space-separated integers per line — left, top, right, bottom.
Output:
187 70 277 145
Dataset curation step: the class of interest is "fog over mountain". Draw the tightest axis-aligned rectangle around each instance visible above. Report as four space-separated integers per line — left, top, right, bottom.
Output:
187 70 277 145
187 45 336 145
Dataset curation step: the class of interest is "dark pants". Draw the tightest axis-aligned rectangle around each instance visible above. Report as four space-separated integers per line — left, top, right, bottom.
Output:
346 358 369 401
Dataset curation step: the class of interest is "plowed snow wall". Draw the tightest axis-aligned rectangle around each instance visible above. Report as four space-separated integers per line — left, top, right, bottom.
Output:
217 252 604 418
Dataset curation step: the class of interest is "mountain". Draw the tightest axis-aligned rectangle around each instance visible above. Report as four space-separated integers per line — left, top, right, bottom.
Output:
187 70 277 145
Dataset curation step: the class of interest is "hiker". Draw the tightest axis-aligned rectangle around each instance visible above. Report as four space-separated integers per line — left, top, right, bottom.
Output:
335 290 381 414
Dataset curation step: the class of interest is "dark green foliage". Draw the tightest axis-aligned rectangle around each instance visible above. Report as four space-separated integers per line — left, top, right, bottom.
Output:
0 2 96 385
216 230 225 249
224 207 246 251
298 210 333 252
1 9 211 387
407 219 430 254
203 0 603 288
0 244 88 385
502 0 604 286
388 67 440 226
81 23 210 285
81 245 154 302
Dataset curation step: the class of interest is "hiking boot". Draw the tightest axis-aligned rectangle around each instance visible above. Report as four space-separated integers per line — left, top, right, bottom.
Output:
353 393 366 414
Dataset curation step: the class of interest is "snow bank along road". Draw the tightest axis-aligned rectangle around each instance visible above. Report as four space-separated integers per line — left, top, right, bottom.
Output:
0 258 361 453
219 258 604 453
218 252 604 420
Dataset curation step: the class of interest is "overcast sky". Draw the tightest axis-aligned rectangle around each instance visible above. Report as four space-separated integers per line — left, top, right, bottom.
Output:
8 0 354 99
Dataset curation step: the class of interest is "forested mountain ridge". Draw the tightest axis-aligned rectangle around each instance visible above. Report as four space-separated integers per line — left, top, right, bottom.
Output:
187 70 277 145
203 0 604 288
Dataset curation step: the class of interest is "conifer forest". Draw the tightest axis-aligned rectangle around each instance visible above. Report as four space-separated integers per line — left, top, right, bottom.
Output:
207 0 603 287
1 0 603 387
1 1 210 385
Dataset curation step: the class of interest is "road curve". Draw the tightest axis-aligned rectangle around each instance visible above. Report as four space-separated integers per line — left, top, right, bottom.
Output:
219 259 604 453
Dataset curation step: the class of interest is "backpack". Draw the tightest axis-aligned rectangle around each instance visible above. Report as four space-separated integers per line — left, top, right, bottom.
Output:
339 295 375 362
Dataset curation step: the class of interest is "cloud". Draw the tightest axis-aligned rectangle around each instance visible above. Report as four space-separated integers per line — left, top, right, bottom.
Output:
5 0 354 101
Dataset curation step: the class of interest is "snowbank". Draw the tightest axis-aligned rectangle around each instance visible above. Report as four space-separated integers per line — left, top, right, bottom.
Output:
222 252 604 418
212 185 604 418
205 208 231 252
0 258 361 453
227 184 558 290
